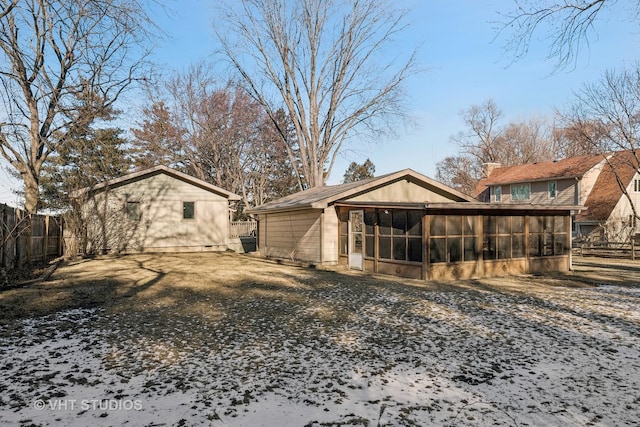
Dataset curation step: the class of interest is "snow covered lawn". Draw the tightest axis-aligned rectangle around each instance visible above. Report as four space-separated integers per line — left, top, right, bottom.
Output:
1 253 639 426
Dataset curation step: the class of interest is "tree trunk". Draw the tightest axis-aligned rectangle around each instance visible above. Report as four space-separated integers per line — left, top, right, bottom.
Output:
20 170 39 265
22 170 39 214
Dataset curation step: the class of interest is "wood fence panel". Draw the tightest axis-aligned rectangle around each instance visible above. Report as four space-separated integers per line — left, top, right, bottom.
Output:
577 238 640 260
0 204 5 268
230 221 257 238
3 206 16 269
47 217 62 258
0 203 63 271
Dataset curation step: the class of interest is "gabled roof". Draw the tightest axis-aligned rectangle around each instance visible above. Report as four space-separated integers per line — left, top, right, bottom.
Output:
577 151 640 222
70 165 242 200
476 153 605 196
247 169 476 214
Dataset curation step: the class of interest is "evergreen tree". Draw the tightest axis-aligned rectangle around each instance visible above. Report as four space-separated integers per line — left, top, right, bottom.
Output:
39 127 132 211
343 159 376 183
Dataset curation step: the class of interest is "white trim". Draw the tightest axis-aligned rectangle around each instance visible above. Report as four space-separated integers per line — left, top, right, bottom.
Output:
348 210 364 270
71 165 241 201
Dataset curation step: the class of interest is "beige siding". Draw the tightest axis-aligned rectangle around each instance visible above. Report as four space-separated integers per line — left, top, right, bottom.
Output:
493 179 577 205
82 173 230 253
322 206 339 264
347 179 460 203
528 179 577 205
261 209 322 263
580 159 606 204
529 182 547 203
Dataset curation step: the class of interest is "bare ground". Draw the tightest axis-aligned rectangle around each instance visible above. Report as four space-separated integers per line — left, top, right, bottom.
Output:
0 253 638 426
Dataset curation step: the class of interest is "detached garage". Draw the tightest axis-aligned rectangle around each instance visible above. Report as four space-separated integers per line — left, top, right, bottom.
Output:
247 169 581 280
71 165 241 254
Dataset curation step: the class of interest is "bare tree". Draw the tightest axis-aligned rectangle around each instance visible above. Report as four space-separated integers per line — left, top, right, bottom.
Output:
450 99 505 164
246 110 299 211
551 117 609 158
435 155 482 196
497 0 634 70
0 1 17 20
0 0 154 215
500 117 554 164
438 99 556 195
213 0 417 189
131 64 299 217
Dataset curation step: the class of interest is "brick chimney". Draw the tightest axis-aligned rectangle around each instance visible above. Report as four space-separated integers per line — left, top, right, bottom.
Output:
482 162 501 179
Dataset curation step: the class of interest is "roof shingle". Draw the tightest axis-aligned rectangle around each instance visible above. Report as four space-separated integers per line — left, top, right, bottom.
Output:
475 154 605 197
247 169 475 213
577 151 640 221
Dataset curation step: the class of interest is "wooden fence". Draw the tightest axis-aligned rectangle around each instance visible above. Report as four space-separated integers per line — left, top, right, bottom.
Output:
229 220 257 239
576 237 640 260
1 203 63 270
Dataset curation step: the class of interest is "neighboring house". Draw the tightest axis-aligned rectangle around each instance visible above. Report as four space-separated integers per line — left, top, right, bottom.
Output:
577 151 640 242
71 165 241 254
476 151 640 242
247 169 580 281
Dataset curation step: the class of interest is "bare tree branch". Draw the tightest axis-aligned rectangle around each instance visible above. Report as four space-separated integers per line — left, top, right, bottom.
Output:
496 0 619 70
558 64 640 225
213 0 418 188
440 99 558 196
0 0 156 214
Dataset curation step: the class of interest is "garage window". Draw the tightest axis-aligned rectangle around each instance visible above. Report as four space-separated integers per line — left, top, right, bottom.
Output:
183 201 195 219
125 201 141 221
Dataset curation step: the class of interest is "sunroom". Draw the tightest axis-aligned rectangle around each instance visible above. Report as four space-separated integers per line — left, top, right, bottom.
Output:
335 203 574 280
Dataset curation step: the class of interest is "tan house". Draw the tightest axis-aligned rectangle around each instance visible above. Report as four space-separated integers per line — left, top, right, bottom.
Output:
476 151 640 242
247 169 580 280
71 165 241 254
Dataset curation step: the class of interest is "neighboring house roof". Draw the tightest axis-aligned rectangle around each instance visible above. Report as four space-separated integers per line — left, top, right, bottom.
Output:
577 150 640 222
475 153 605 197
247 169 476 214
70 165 242 201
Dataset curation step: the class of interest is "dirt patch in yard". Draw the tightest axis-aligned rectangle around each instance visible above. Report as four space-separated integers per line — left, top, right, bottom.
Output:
0 253 639 426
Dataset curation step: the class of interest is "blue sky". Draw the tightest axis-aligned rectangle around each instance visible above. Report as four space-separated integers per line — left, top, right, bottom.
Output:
1 0 639 203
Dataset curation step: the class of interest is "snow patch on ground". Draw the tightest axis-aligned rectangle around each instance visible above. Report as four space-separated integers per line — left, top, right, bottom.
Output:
1 272 639 426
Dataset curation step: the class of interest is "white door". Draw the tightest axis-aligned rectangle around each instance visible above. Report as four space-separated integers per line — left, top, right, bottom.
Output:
348 210 364 270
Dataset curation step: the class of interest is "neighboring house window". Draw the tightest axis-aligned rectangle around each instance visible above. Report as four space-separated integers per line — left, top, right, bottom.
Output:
548 181 557 199
635 179 640 192
510 183 531 201
493 186 502 202
183 201 195 219
125 201 141 221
